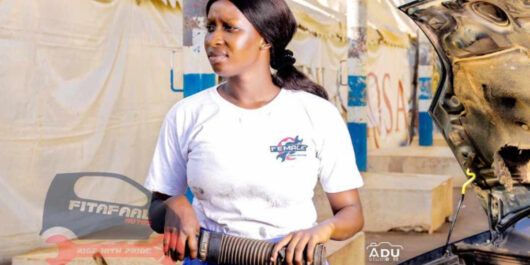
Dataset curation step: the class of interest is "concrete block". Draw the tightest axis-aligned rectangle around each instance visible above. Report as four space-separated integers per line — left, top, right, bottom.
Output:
326 232 365 265
359 172 453 234
367 146 467 186
411 133 448 147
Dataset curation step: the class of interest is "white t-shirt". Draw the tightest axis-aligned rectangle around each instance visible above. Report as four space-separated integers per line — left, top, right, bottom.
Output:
144 84 363 240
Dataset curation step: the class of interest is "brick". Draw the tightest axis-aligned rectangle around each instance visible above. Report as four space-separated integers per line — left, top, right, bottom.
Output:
367 146 467 186
359 172 453 234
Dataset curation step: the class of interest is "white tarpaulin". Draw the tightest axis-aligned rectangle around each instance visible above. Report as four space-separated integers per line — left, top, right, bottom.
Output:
0 0 182 262
365 0 416 149
0 0 350 263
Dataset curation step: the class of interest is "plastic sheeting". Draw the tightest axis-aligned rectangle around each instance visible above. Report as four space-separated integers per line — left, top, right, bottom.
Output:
0 0 182 262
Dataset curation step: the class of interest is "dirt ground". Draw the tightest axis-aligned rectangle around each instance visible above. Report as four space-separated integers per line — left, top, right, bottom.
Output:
364 187 490 265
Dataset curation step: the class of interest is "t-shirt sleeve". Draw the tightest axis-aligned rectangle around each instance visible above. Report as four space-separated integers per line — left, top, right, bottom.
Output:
317 105 364 193
144 105 188 196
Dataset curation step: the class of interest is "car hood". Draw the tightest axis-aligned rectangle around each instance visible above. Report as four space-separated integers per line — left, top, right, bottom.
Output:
400 0 530 233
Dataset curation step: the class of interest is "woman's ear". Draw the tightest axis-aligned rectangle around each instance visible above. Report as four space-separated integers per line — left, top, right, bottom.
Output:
259 39 271 50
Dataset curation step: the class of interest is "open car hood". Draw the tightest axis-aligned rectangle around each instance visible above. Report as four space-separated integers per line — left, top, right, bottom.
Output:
400 0 530 234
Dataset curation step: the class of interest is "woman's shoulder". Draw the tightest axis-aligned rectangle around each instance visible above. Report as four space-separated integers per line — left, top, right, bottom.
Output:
175 86 216 108
283 88 340 116
168 85 217 112
163 85 218 124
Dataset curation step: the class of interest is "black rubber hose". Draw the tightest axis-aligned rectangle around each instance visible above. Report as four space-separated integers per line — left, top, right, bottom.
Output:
199 231 326 265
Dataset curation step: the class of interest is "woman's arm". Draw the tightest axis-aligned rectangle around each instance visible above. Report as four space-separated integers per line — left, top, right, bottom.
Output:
271 188 364 265
148 192 170 233
325 188 364 240
148 192 200 261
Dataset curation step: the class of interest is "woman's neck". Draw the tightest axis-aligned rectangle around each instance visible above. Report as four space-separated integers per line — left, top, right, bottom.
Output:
220 71 280 109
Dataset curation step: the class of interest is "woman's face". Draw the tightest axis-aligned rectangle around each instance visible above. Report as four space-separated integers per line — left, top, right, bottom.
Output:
204 0 267 77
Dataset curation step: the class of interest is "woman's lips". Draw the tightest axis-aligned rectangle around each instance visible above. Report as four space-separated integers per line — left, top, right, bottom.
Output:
208 54 228 64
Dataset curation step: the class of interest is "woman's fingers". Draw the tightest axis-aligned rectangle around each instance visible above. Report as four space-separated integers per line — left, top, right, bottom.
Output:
169 244 179 262
175 230 187 260
306 237 318 264
164 226 178 261
167 227 179 261
285 232 303 265
271 233 293 264
164 227 199 261
163 227 170 255
186 228 199 260
294 235 310 265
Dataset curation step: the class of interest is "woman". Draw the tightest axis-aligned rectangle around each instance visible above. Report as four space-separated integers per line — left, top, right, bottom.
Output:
145 0 364 264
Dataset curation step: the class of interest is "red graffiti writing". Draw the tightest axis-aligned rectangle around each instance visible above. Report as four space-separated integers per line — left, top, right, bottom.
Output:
45 234 173 265
366 72 409 149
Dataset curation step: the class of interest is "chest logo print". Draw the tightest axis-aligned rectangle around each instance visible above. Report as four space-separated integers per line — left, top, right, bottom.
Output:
270 136 308 162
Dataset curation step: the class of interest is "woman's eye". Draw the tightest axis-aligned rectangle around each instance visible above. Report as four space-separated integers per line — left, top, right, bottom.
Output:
206 24 216 32
224 25 238 32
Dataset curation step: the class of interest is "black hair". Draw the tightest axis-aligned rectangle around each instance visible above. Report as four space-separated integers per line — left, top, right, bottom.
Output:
206 0 329 100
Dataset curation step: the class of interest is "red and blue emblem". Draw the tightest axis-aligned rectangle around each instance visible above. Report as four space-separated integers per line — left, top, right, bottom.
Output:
270 136 308 162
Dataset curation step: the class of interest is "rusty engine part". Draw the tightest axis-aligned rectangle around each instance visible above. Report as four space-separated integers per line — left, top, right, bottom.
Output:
170 230 327 265
400 0 530 236
399 0 530 264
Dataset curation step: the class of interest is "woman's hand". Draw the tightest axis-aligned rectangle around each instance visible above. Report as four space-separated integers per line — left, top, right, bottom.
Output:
163 195 200 261
270 188 364 265
270 221 334 265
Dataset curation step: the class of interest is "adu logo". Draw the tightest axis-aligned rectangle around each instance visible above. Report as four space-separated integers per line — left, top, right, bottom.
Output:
270 136 308 162
366 242 403 262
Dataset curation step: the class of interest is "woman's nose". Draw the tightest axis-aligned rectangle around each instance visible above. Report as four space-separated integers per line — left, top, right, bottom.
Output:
206 29 223 47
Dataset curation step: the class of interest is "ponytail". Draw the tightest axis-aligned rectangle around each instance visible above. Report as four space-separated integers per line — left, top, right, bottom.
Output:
270 49 329 100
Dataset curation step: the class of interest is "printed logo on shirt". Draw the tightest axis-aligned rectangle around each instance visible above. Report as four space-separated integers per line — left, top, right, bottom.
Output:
270 136 308 162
